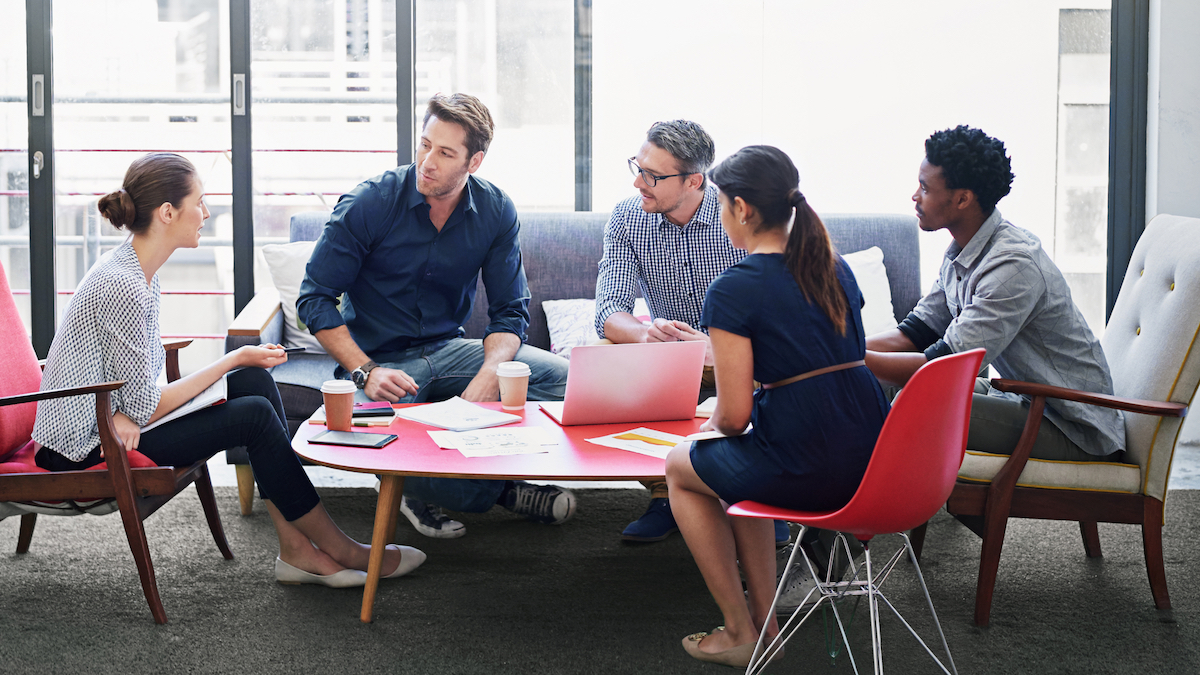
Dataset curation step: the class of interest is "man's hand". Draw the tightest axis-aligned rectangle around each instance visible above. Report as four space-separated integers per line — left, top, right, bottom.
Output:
460 370 501 402
647 319 715 367
363 367 419 403
111 411 141 455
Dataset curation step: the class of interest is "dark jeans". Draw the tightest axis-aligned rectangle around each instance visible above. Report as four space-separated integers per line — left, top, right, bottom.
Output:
37 367 320 521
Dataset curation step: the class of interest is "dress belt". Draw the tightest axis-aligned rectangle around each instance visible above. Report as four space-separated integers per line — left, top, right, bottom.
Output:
761 360 867 390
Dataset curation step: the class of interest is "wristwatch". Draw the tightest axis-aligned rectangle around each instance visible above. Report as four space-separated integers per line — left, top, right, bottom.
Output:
351 360 378 389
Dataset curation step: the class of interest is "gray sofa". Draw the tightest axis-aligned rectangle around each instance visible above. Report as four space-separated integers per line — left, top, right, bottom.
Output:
224 210 920 514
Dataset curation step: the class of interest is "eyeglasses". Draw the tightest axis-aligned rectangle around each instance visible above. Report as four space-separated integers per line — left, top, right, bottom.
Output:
628 157 691 188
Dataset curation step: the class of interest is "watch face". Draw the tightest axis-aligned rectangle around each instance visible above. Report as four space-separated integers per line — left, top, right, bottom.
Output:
352 370 366 388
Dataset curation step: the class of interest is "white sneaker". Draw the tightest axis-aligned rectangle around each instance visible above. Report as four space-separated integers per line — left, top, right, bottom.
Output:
399 495 467 539
775 565 821 615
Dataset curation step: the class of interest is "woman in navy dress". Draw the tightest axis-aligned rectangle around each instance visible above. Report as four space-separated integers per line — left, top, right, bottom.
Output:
666 145 889 666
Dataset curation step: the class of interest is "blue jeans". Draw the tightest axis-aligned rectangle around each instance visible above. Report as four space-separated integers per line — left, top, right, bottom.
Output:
346 337 569 512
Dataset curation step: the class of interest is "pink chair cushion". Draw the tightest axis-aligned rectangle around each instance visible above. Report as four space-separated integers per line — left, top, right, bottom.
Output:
0 439 159 476
0 263 45 459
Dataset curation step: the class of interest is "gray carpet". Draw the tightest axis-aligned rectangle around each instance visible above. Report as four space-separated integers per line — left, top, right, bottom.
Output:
1 487 1198 674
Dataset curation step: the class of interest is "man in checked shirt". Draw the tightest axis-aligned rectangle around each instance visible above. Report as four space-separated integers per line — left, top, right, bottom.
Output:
594 120 790 546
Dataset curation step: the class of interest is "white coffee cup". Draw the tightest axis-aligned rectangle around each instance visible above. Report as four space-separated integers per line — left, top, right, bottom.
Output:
320 380 357 431
496 361 532 410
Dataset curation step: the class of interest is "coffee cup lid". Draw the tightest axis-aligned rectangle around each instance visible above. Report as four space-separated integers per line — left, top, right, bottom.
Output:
321 380 357 394
496 361 531 377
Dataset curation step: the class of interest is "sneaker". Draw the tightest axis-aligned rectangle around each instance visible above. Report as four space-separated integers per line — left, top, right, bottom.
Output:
399 495 466 539
774 520 792 547
621 497 678 542
501 481 577 525
775 564 821 615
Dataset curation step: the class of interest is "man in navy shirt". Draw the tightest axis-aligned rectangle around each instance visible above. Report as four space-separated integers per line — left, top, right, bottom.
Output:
297 93 573 539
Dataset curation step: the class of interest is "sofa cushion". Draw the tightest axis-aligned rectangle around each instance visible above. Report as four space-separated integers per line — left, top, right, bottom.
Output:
841 246 895 336
957 450 1142 493
261 241 327 354
543 298 649 359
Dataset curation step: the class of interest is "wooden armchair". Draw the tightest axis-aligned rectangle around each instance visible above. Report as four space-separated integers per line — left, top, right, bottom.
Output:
0 265 232 625
916 214 1200 626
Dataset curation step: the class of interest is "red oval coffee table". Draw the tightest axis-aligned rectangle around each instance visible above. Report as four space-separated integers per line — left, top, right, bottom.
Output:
292 401 705 622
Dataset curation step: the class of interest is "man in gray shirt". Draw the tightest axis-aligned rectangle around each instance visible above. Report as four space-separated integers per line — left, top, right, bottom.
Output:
866 125 1124 462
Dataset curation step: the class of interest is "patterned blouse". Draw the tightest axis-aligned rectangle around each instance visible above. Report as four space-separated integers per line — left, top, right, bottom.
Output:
33 242 164 461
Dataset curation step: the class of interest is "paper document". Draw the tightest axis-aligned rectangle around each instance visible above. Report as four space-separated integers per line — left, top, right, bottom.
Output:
427 427 556 458
684 424 752 442
695 397 717 418
587 427 688 459
142 374 228 432
394 396 522 432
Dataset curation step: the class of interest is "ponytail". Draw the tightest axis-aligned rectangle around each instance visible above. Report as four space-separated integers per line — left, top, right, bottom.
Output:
784 199 847 336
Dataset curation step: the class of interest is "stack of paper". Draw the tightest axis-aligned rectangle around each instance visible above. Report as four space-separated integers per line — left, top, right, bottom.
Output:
394 396 522 432
308 401 398 426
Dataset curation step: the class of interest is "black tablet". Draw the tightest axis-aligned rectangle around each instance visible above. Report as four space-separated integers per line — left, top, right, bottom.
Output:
308 430 398 449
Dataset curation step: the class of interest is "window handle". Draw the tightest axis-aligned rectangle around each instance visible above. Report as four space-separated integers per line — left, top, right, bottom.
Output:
32 151 43 180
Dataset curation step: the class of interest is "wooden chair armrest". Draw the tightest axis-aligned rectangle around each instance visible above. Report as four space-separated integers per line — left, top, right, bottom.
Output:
162 339 193 352
227 287 281 338
0 381 125 407
991 378 1188 417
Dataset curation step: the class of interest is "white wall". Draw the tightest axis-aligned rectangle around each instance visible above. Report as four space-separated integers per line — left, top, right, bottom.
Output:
1148 0 1200 450
1147 0 1200 220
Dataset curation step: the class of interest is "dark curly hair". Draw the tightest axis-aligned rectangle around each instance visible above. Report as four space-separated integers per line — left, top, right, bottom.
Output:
925 125 1014 215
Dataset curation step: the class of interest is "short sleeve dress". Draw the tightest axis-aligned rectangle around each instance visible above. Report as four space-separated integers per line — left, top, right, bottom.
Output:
690 253 890 512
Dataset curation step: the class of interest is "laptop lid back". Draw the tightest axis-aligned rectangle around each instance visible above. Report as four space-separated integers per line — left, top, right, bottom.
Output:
548 341 706 426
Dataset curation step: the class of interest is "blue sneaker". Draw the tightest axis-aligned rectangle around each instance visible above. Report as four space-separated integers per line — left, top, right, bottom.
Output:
775 520 792 548
622 497 678 542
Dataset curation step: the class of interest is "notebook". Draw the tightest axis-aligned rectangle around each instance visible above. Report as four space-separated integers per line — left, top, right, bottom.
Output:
539 340 706 426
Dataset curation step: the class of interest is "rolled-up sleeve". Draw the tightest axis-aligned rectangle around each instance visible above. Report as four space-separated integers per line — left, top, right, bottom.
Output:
943 256 1044 368
910 275 954 339
296 186 380 335
594 211 641 338
479 200 530 341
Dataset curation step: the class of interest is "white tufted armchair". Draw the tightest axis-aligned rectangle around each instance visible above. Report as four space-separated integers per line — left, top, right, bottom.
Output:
933 214 1200 627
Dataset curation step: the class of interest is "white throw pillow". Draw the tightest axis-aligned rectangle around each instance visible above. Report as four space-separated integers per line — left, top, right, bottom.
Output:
543 297 650 359
841 246 896 337
261 241 327 353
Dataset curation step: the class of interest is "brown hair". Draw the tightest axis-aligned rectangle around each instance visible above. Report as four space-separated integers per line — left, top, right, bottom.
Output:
422 93 495 158
97 153 198 233
707 145 848 335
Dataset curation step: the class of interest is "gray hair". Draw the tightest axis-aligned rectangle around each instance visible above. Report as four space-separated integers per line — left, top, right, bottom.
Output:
646 120 715 186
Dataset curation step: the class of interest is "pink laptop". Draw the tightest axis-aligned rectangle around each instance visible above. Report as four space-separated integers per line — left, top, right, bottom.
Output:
539 341 706 426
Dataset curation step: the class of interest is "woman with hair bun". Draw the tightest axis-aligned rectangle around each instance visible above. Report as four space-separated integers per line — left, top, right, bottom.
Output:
33 153 424 588
665 146 890 666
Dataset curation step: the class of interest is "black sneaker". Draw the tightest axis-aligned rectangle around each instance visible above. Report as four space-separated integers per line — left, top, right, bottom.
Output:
501 481 577 525
400 495 466 539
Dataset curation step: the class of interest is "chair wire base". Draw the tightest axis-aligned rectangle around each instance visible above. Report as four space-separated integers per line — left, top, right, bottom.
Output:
744 528 958 675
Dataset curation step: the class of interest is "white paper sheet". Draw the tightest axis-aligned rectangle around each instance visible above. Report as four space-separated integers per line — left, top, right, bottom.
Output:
427 427 556 458
585 427 687 459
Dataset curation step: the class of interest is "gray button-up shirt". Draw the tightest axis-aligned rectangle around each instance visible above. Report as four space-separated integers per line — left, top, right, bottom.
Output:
911 209 1125 457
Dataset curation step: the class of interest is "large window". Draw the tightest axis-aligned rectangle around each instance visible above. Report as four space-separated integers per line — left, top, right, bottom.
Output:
415 0 574 211
50 0 232 370
594 0 1113 333
0 0 28 332
250 0 399 250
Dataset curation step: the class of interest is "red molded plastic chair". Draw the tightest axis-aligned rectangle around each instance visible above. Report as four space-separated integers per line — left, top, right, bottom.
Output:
0 262 232 624
727 348 984 675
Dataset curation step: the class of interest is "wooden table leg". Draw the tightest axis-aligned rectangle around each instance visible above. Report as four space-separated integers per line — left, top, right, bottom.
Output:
361 473 405 623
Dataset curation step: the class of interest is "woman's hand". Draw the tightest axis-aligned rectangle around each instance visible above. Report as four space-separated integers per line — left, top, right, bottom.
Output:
235 344 289 370
699 418 715 432
111 411 141 455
